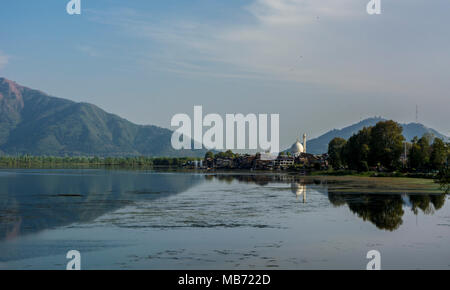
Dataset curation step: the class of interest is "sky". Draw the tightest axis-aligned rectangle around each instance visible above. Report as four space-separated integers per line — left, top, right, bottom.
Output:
0 0 449 150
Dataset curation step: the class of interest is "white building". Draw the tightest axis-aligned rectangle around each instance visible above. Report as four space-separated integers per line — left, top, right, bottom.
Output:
289 133 307 157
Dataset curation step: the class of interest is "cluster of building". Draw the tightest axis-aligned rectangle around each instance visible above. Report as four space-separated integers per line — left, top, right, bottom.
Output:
201 134 329 171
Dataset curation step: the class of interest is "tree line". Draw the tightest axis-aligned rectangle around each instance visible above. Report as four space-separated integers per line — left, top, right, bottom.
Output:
0 155 200 168
205 150 237 160
328 120 449 172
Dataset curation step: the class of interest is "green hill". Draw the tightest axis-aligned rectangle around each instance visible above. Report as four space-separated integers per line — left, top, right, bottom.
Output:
306 117 449 154
0 77 205 157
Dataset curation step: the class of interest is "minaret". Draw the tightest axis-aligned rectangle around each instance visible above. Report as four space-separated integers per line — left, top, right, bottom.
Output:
303 133 307 153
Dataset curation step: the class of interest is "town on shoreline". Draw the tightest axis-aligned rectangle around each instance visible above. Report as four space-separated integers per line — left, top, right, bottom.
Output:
0 120 448 191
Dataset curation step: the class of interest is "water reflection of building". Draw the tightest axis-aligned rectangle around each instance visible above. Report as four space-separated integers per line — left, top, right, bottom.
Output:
291 182 306 203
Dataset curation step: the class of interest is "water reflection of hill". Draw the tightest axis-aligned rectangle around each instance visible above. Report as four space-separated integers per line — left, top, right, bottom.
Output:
206 174 447 231
0 170 203 241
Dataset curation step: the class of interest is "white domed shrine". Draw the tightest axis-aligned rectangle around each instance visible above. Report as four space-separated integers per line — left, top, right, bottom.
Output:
289 133 307 157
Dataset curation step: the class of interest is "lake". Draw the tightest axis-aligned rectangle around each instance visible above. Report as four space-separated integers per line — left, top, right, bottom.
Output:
0 169 449 269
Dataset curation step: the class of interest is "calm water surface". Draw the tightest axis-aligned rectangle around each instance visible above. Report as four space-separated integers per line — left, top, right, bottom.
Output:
0 169 449 269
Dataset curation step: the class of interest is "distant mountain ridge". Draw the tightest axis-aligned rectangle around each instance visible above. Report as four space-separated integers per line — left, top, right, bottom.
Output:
0 77 206 157
1 78 448 157
306 117 449 154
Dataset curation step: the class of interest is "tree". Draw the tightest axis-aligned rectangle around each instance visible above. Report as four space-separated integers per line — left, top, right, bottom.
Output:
408 142 422 170
359 160 369 172
204 151 214 160
224 150 235 159
430 138 447 170
369 120 405 169
342 127 371 171
418 135 432 167
409 135 431 170
328 137 347 169
215 150 235 159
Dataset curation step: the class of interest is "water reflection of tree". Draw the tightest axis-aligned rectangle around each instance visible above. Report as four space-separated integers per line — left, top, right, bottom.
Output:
437 166 449 194
328 194 404 231
328 192 447 231
206 175 448 231
409 194 446 215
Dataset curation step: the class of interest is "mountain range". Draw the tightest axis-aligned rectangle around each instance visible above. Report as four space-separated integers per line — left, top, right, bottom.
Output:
1 77 448 157
0 77 206 157
306 117 449 154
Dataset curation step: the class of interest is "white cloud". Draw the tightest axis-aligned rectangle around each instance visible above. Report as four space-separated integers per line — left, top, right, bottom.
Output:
90 0 450 97
0 51 9 69
89 1 367 84
246 0 360 25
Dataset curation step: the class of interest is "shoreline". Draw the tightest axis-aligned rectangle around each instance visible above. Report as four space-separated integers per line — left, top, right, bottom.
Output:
0 166 445 193
0 164 439 179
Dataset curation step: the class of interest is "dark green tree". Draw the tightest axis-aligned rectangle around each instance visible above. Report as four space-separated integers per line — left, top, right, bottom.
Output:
369 120 404 169
430 138 447 170
204 151 214 160
409 135 431 170
328 137 347 169
215 150 235 159
342 127 371 171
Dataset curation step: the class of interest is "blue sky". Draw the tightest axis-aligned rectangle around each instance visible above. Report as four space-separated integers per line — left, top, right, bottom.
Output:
0 0 449 149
